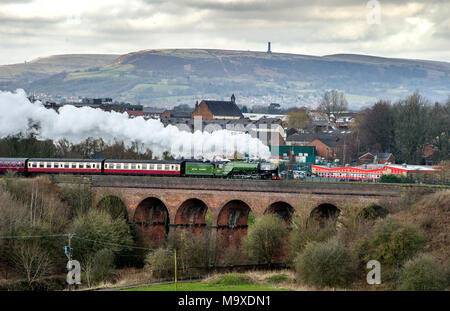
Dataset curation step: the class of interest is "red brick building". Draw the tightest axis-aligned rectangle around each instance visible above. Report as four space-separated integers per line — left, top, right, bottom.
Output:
307 137 340 159
191 94 243 120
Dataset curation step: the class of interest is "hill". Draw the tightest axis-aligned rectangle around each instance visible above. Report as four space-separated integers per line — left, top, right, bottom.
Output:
0 54 119 87
1 49 449 108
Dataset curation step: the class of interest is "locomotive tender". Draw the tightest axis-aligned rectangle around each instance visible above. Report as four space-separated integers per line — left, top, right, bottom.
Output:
0 158 280 179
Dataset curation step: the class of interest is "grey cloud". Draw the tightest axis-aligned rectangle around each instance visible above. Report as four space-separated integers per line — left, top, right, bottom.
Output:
0 0 449 64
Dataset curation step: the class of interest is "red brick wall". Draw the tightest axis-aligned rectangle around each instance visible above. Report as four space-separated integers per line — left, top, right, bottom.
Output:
191 101 214 120
161 110 171 118
307 139 335 158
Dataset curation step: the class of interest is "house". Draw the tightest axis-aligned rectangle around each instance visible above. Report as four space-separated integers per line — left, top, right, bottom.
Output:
285 132 344 159
242 112 288 122
285 127 299 138
191 94 243 120
161 109 192 119
126 110 144 118
307 136 341 159
143 107 165 119
359 152 395 165
285 133 318 146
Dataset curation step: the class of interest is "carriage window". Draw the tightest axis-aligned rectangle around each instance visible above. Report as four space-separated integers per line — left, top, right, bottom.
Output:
64 163 69 168
79 164 84 169
156 164 161 170
32 163 37 168
71 164 76 168
165 165 170 170
124 164 129 169
131 164 136 169
39 163 45 168
86 164 91 169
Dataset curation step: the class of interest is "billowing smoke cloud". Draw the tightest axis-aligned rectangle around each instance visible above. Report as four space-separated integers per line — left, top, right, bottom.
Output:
0 89 271 160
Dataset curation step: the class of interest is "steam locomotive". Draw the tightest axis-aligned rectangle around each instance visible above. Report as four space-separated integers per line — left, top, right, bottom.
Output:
0 158 280 180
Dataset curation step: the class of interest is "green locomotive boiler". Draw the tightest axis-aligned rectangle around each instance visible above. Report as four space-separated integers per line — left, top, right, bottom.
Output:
181 160 279 179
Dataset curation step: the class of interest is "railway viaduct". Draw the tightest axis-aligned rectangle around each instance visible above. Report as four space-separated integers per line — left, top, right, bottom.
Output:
89 175 415 247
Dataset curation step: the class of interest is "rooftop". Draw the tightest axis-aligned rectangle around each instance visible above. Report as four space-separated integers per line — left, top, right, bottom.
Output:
202 100 243 118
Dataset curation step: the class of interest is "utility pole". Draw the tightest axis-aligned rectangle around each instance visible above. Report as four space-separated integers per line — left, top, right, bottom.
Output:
66 233 74 291
174 249 178 291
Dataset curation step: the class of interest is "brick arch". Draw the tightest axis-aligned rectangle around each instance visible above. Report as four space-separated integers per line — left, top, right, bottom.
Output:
265 201 294 223
134 197 170 245
217 200 251 250
96 195 128 221
308 203 341 228
174 198 210 234
217 200 252 227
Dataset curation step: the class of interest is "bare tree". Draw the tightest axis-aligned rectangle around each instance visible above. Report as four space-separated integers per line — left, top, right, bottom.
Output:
287 108 310 129
356 100 394 153
11 241 53 287
318 90 348 123
247 214 288 267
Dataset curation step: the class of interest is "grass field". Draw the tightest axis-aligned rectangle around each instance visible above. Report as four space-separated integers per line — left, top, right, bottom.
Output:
120 272 293 291
121 281 289 291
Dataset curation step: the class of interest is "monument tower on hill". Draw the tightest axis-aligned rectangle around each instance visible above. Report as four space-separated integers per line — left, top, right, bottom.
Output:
267 42 272 54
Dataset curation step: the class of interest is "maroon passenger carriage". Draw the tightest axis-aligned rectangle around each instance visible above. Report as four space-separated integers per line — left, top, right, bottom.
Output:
0 158 27 173
104 159 182 176
27 158 103 174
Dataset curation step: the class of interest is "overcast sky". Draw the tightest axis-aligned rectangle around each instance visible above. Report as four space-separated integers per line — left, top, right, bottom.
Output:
0 0 449 65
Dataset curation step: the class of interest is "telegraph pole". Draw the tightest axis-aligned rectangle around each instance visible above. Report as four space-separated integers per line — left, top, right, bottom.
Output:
174 249 178 291
66 233 74 291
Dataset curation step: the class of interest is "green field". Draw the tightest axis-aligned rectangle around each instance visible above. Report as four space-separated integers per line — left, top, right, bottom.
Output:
121 281 289 291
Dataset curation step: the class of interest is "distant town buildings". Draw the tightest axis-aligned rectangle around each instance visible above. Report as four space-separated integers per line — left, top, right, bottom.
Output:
41 97 143 118
36 92 444 181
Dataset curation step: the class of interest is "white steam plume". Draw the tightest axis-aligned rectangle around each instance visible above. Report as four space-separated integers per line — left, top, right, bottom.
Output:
0 89 272 160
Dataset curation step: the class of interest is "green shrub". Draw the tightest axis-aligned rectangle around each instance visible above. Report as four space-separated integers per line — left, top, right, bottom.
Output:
295 239 357 289
144 248 174 278
398 254 447 291
379 174 407 183
358 218 426 267
265 273 290 284
221 245 248 266
289 223 337 260
358 204 389 221
83 249 116 287
208 273 254 286
165 230 218 273
70 209 134 264
58 183 92 217
247 214 288 266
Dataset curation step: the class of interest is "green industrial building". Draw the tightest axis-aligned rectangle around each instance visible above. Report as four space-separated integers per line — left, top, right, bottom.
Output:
269 145 317 164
